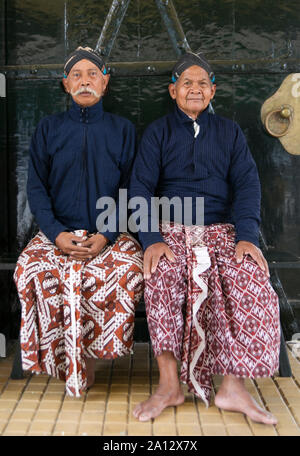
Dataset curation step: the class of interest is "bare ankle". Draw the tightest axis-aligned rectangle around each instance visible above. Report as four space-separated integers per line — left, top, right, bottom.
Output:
155 382 183 398
155 351 181 394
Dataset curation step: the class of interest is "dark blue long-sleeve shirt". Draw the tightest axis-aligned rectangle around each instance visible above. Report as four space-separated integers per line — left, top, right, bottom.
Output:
27 98 136 244
129 104 261 251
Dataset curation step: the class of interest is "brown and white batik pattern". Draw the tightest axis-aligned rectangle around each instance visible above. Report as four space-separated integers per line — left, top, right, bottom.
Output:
14 231 144 396
144 222 280 405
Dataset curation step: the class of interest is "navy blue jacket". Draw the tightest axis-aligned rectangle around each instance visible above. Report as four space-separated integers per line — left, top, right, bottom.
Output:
27 99 136 244
129 104 261 251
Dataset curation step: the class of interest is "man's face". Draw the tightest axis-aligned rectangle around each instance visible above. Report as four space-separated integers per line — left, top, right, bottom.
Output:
62 59 110 107
168 65 216 119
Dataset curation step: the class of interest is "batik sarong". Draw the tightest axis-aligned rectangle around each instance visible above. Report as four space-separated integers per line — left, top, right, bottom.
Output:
14 230 144 396
145 222 280 406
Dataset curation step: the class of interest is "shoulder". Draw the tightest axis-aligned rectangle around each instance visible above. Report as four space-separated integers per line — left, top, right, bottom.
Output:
33 112 66 139
34 111 66 136
208 113 245 142
141 114 169 142
103 112 135 134
146 113 170 132
209 112 239 131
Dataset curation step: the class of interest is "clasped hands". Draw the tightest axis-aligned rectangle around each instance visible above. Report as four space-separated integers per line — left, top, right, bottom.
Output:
55 232 109 261
143 240 270 280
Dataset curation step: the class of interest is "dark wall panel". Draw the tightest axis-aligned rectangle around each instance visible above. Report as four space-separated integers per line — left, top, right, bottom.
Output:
6 79 68 252
6 1 66 64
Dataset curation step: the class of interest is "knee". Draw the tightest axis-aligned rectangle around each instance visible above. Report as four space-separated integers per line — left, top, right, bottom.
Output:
145 256 181 290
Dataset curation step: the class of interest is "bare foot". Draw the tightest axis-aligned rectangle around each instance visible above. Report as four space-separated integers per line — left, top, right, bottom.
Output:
133 385 185 422
215 376 277 425
84 357 96 389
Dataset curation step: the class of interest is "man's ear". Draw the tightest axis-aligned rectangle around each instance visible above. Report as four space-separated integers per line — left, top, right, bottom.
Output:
168 83 176 100
210 83 216 100
103 73 110 88
62 77 69 93
102 74 110 95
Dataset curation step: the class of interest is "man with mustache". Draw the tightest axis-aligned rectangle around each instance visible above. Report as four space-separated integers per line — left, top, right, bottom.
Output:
130 51 280 425
14 46 144 397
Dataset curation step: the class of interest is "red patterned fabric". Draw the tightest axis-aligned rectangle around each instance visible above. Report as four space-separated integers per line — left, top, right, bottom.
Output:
145 222 280 405
14 231 144 396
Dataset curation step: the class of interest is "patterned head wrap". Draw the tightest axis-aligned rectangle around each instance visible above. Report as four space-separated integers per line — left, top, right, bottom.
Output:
63 46 107 77
171 51 215 83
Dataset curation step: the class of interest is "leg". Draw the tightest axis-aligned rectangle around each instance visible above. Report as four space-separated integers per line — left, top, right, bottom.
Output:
211 226 281 424
215 375 277 424
133 226 188 421
13 233 65 377
133 351 184 421
81 233 144 388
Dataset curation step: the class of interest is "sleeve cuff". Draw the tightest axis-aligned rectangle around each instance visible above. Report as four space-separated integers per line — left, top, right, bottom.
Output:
138 232 165 251
235 233 260 248
100 230 119 244
43 224 69 244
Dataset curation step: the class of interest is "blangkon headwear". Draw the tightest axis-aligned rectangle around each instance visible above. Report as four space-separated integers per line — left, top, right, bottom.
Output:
171 51 215 83
64 46 107 77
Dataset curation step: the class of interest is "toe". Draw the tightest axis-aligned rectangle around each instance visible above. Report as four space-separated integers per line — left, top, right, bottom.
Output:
251 409 277 425
133 404 142 418
264 413 277 425
139 412 152 422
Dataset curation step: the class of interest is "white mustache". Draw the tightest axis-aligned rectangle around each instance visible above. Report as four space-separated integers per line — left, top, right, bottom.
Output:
71 87 100 97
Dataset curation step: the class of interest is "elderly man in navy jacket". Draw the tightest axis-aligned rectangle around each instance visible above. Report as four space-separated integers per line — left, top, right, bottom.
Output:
14 47 143 397
130 51 280 425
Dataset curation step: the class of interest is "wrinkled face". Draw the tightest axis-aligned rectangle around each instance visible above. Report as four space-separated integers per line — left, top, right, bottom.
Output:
168 65 216 119
62 59 110 107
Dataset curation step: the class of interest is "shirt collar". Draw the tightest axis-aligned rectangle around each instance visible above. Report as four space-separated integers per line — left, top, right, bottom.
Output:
68 98 104 123
174 103 210 126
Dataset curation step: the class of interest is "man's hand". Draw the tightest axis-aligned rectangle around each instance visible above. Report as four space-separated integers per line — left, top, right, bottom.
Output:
55 232 90 257
144 242 175 280
235 240 270 277
55 232 109 261
75 234 109 260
